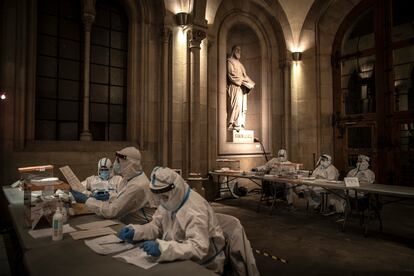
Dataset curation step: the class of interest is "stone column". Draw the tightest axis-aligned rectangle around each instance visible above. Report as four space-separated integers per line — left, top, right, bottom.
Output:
281 60 292 157
161 27 172 166
80 0 95 141
188 28 206 175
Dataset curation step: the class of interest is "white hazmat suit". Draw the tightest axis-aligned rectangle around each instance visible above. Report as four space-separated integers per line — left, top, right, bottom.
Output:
82 158 123 198
85 147 156 224
253 149 295 205
347 155 375 184
308 155 345 212
130 167 226 274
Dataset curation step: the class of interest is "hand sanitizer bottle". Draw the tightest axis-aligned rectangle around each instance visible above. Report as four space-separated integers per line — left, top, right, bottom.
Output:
52 207 63 241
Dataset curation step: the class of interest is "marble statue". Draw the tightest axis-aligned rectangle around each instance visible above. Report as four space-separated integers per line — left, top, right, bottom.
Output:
226 45 255 131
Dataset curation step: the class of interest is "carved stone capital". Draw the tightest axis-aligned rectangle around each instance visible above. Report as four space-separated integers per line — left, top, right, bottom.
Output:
82 0 96 31
82 12 95 31
188 28 206 49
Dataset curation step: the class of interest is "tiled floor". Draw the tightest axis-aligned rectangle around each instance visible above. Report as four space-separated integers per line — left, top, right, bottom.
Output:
212 194 414 276
1 194 413 276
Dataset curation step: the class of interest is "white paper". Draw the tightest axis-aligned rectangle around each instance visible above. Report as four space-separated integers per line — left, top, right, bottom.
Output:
70 227 116 240
29 224 77 239
113 247 158 270
84 234 134 255
76 220 120 230
344 177 360 187
59 166 86 192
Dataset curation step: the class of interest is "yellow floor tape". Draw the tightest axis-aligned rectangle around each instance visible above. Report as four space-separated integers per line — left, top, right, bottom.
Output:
255 249 288 264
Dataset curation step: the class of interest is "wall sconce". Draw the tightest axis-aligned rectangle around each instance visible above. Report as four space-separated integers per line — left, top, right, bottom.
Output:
292 52 302 61
175 12 189 27
0 92 6 100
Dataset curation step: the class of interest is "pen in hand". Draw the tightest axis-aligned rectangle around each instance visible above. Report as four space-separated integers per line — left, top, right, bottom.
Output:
99 240 125 245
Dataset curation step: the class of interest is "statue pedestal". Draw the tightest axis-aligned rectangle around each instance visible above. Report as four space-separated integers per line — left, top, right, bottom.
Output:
232 129 254 143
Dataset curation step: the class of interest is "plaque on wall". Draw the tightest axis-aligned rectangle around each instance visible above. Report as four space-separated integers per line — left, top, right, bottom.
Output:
232 130 254 143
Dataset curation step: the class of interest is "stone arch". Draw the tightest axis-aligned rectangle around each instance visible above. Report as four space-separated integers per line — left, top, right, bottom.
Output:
208 1 288 164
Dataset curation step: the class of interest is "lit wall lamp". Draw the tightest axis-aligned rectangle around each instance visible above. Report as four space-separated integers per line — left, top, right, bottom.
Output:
175 12 189 27
0 92 6 101
292 52 302 61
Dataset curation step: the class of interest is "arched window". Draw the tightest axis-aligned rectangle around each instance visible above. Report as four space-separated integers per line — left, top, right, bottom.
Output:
333 0 414 185
35 0 82 140
35 0 128 141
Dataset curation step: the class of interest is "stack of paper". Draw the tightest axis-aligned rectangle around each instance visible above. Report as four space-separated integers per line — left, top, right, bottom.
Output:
77 220 120 230
84 234 134 255
70 227 116 240
113 247 158 269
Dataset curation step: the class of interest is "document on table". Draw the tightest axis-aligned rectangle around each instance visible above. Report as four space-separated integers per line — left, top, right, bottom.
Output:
113 247 158 270
70 227 116 240
29 224 77 239
84 234 134 255
59 165 86 192
76 220 120 230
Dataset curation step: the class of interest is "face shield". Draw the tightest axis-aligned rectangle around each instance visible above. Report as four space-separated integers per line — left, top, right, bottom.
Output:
319 155 332 169
277 149 287 162
149 167 189 212
356 155 370 171
113 148 142 179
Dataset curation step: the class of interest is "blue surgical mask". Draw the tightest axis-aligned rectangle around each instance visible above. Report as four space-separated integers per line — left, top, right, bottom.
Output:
113 161 121 175
99 170 110 180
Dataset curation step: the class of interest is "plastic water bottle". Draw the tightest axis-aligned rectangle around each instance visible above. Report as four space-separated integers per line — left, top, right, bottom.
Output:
52 207 63 241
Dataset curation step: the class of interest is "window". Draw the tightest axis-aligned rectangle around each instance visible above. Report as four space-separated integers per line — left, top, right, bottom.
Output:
90 0 128 141
35 0 128 141
36 0 82 140
333 0 414 186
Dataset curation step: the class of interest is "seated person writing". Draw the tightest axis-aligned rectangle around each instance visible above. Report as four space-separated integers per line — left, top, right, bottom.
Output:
81 158 123 200
118 167 225 274
252 149 296 210
71 147 156 224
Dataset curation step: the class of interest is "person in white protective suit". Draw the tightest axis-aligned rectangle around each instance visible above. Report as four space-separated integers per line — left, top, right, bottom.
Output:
307 154 344 213
71 147 156 224
347 155 375 184
252 149 292 173
252 149 296 209
81 158 123 199
118 167 226 274
216 213 260 276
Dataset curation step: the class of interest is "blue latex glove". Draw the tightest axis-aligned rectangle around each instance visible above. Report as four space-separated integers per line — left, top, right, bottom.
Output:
118 227 134 241
93 191 110 201
71 189 88 203
140 240 161 257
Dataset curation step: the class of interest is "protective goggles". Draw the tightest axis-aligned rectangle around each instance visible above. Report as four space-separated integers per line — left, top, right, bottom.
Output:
150 176 176 194
320 155 330 161
115 152 128 160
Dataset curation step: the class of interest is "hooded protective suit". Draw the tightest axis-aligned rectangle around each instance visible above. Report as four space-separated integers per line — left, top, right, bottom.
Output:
85 147 156 224
253 149 291 173
82 158 123 197
130 167 226 274
308 155 344 212
253 149 295 205
347 155 375 184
